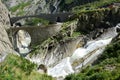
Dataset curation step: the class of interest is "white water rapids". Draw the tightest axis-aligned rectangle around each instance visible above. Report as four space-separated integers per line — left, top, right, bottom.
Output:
47 26 119 79
22 24 120 80
47 38 112 78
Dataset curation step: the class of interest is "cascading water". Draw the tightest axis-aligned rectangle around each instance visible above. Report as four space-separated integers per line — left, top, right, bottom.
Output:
47 38 112 79
47 25 119 79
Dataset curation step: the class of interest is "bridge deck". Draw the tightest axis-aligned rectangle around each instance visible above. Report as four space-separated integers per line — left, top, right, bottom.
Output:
10 12 75 25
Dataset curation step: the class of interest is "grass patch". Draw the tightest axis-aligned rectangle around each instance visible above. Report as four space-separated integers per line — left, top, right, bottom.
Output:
10 2 31 12
65 0 74 4
25 18 49 26
16 10 25 16
0 54 54 80
72 32 81 37
72 0 120 13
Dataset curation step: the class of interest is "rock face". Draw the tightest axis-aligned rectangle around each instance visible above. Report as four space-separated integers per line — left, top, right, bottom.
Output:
2 0 62 16
25 21 84 67
2 0 100 16
77 8 120 34
0 0 11 29
15 30 31 54
0 0 13 62
26 36 84 67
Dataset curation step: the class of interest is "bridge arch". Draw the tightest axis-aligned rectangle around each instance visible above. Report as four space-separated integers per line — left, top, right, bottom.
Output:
9 23 62 47
12 29 31 54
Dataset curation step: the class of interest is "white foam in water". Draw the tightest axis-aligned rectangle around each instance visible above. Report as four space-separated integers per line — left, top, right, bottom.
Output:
16 30 31 54
70 48 87 63
39 25 120 79
21 40 30 47
75 48 104 70
47 38 113 79
86 38 112 53
48 57 74 78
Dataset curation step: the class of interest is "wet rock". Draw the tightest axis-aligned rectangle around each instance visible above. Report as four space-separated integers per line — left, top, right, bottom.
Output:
26 36 84 68
38 64 47 73
3 0 62 15
15 30 31 55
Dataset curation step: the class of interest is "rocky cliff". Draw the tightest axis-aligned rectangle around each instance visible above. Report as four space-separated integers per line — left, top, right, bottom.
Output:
2 0 62 16
0 1 54 80
0 0 13 62
0 0 120 78
76 8 120 39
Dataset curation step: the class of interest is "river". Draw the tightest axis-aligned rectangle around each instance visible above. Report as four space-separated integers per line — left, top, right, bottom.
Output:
47 25 119 80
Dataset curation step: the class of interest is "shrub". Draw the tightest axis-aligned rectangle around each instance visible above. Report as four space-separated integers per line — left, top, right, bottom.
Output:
25 18 49 26
10 2 30 12
0 54 54 80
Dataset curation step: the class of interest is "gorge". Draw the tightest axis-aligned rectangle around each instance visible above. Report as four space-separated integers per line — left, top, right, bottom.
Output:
0 0 120 80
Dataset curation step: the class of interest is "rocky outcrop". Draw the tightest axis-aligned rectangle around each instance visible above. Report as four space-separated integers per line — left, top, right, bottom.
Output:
59 0 98 11
2 0 62 16
25 21 84 67
0 0 13 62
0 0 11 29
77 8 120 34
26 36 84 67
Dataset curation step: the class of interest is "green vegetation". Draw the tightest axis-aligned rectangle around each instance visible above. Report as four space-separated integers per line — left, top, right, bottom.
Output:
58 20 81 40
72 0 120 13
29 20 81 57
0 54 54 80
16 10 25 16
9 2 31 16
72 32 81 37
62 20 75 29
65 37 120 80
25 18 49 26
65 0 74 4
29 37 55 57
76 8 110 14
10 2 30 12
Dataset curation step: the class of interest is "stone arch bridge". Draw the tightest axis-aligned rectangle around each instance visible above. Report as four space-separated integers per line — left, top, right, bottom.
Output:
8 12 76 51
8 23 63 47
10 12 75 25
